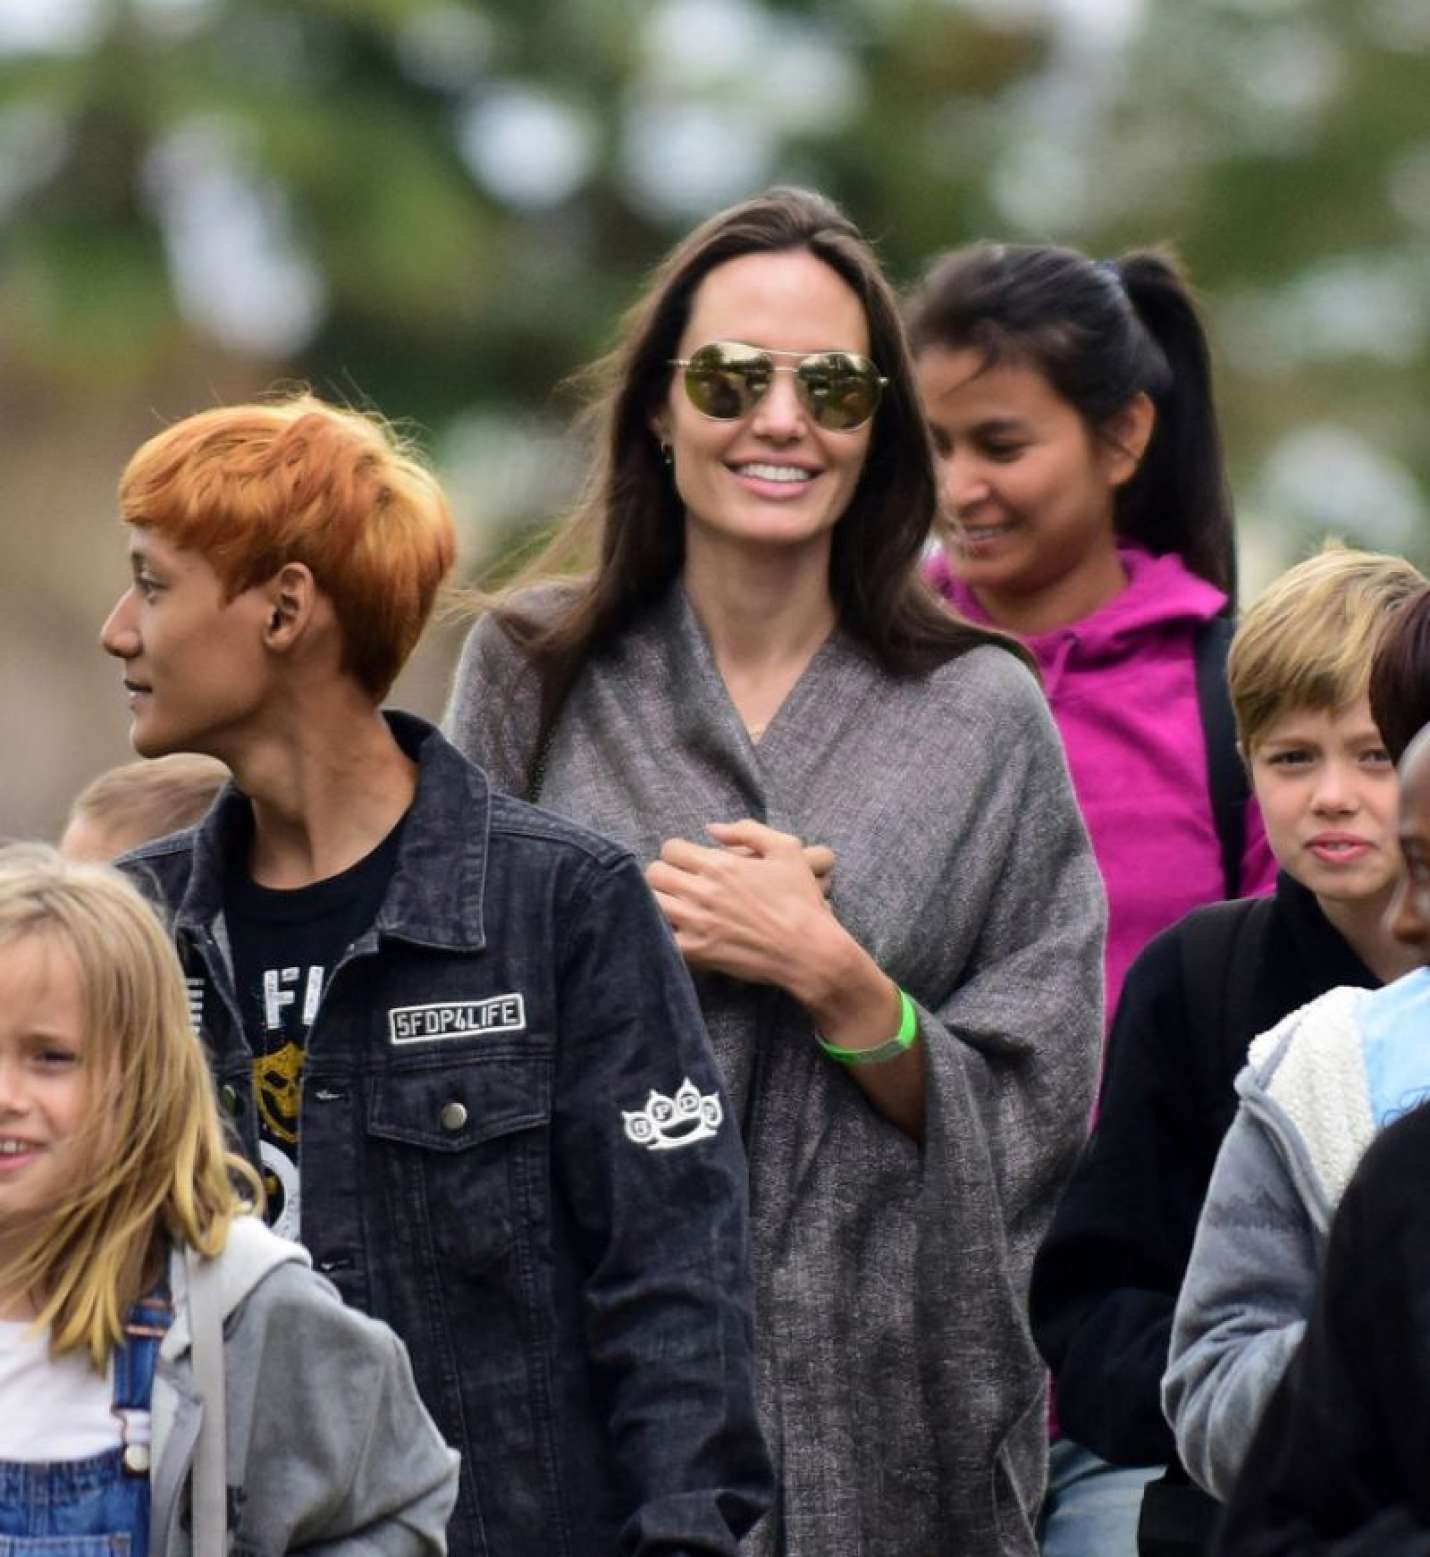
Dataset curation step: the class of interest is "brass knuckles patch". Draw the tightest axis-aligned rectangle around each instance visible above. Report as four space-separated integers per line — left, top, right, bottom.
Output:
622 1077 723 1150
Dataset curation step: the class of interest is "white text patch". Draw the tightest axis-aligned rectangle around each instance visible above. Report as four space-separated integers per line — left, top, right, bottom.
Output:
388 994 527 1045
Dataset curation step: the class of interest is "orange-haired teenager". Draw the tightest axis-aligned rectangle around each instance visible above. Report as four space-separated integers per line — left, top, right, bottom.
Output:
100 393 771 1557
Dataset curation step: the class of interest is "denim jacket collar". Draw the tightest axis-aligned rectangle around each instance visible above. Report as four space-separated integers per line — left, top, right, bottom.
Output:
171 711 489 953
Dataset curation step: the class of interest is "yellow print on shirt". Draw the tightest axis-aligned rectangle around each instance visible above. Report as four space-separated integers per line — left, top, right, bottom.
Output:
255 1040 305 1146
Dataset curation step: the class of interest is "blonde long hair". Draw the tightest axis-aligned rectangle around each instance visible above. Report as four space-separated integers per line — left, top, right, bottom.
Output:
0 844 258 1365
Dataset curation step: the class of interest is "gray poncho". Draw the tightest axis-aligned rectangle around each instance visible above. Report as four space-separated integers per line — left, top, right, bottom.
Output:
445 583 1105 1556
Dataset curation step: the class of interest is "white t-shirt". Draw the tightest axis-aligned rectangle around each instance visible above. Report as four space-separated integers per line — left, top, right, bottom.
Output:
0 1319 120 1461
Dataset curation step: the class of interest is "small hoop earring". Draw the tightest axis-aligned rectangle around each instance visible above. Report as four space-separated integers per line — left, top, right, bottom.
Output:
659 440 673 468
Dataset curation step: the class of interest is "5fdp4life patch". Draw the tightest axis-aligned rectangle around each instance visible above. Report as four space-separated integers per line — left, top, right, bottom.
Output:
388 994 527 1045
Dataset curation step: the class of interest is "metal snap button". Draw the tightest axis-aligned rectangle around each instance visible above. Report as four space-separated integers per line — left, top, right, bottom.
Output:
123 1443 151 1473
219 1083 240 1114
440 1100 468 1132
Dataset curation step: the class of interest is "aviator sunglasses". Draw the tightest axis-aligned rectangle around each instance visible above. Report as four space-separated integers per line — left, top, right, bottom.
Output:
670 340 887 432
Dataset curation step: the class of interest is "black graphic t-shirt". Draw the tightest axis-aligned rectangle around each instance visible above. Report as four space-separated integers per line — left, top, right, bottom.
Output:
223 817 404 1241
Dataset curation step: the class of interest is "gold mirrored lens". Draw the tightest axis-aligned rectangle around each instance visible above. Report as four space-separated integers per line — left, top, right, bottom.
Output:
796 352 881 430
680 341 882 429
684 342 770 419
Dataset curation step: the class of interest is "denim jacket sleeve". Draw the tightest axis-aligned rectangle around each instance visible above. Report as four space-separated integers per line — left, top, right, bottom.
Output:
552 851 773 1556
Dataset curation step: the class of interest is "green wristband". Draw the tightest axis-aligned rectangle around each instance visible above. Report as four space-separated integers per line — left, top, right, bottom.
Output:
815 987 918 1067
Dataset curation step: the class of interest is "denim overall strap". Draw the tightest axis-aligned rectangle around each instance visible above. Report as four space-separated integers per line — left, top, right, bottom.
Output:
107 1285 173 1557
0 1288 171 1557
112 1287 172 1479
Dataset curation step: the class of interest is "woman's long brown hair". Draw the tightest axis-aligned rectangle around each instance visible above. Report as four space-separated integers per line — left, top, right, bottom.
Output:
463 186 1029 792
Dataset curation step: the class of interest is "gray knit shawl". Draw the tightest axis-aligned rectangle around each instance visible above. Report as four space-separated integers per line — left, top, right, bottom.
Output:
444 584 1104 1557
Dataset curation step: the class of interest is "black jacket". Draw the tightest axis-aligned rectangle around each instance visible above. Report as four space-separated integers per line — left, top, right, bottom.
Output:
121 713 772 1557
1031 872 1377 1469
1215 1101 1430 1555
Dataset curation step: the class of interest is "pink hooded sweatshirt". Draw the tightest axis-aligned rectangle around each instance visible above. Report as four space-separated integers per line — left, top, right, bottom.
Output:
929 544 1276 1020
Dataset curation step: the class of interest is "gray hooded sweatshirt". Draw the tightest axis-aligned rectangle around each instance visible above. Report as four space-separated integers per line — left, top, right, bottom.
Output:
151 1216 459 1557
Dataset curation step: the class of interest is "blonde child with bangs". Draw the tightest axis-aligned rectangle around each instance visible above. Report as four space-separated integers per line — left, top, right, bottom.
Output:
0 844 458 1557
59 753 228 864
1030 545 1427 1556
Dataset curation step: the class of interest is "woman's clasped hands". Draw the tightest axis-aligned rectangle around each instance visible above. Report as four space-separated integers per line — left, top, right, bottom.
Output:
645 819 835 991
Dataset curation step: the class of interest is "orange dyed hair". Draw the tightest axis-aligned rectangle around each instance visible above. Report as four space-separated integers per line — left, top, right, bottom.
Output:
118 393 456 700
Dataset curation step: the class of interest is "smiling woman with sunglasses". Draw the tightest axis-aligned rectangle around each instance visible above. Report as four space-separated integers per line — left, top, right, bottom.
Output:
445 186 1105 1557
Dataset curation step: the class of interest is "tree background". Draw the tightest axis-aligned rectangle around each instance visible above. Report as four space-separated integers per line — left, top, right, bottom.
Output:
3 0 1428 836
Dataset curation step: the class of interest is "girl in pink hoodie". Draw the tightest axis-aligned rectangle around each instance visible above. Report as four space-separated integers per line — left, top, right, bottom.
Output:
908 245 1275 1023
906 244 1276 1557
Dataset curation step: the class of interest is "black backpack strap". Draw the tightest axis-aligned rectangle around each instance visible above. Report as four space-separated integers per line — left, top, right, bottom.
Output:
1192 615 1249 900
1179 893 1267 1028
1178 896 1248 1056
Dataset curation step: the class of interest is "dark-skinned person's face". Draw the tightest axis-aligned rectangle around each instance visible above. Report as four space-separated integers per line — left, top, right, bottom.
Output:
1386 727 1430 963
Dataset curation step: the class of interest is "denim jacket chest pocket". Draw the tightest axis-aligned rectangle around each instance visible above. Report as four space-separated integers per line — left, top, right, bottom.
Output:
366 1043 553 1273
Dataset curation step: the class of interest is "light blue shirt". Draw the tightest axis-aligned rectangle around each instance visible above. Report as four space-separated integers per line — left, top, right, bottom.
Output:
1361 965 1430 1128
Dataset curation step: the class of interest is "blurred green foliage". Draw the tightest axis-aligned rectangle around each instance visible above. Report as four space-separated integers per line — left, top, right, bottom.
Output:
3 0 1429 564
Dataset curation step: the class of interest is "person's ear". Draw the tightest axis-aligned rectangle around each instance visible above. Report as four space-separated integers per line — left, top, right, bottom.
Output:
260 562 317 651
1100 391 1156 489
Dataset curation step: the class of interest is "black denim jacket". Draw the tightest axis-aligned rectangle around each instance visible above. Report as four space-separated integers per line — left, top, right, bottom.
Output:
122 713 772 1557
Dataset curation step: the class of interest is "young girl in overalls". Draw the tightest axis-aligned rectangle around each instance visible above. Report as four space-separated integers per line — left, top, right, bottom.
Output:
0 844 459 1557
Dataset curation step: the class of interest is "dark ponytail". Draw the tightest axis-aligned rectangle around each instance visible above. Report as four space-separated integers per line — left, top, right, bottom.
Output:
1115 253 1236 603
907 242 1238 604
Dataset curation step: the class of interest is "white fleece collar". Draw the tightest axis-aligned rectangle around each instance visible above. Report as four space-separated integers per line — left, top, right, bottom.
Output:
1248 985 1375 1217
